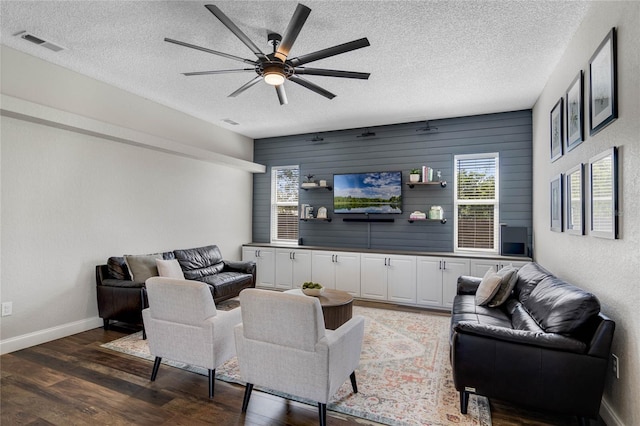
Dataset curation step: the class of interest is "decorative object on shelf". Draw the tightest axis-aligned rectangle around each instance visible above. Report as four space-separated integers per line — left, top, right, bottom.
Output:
409 211 427 220
304 174 315 183
422 166 434 182
317 207 328 219
409 169 421 182
589 28 617 136
565 71 584 152
319 180 327 187
589 147 618 239
300 204 309 219
301 281 324 296
550 174 563 232
565 163 585 235
550 98 563 162
429 206 444 220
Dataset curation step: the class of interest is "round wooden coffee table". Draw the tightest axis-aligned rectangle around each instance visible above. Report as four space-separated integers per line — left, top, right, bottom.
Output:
284 288 354 330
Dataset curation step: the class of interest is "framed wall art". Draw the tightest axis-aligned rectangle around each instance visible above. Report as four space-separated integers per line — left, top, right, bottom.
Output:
550 98 563 162
589 28 617 136
565 164 584 235
565 71 584 151
550 174 563 232
589 147 618 239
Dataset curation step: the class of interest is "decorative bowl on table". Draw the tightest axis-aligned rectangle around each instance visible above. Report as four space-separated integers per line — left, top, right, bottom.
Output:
301 282 324 296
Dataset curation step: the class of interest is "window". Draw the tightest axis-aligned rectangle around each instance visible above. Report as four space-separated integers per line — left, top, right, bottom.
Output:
271 165 299 243
454 153 499 252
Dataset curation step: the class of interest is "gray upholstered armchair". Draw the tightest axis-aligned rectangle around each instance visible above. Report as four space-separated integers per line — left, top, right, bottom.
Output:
235 288 365 426
142 277 242 398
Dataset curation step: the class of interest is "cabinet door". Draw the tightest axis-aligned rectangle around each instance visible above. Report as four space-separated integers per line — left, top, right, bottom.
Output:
416 257 443 307
360 254 388 300
441 258 470 308
469 260 500 278
275 249 294 289
291 250 312 288
311 251 336 288
334 252 361 296
242 247 257 262
255 248 275 288
387 255 417 304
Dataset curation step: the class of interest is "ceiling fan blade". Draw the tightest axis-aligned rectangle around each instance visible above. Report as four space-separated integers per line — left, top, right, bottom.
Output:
205 5 268 60
289 38 370 67
275 3 312 62
164 38 255 65
275 84 288 105
289 76 336 100
183 69 255 76
228 76 263 98
294 67 370 79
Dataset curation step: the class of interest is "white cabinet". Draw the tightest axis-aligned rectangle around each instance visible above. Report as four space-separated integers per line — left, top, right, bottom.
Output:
241 247 275 288
311 251 361 296
275 248 312 289
361 254 416 303
417 257 469 308
469 259 529 278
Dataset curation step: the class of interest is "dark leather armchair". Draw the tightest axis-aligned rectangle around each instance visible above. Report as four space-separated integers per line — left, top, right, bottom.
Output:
450 262 615 425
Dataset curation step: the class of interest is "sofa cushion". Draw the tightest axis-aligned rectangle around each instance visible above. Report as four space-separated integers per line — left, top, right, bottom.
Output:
124 254 162 283
488 264 519 307
475 269 503 306
452 295 512 328
174 245 224 280
107 256 130 280
523 276 601 334
513 262 552 304
198 272 253 298
156 258 185 279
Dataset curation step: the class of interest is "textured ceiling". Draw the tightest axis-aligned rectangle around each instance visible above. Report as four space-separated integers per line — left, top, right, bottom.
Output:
1 1 591 139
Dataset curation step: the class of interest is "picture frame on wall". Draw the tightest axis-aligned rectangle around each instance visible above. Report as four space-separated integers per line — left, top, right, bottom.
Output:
550 174 563 232
589 27 617 136
565 164 584 235
565 71 584 151
589 147 618 239
550 98 563 162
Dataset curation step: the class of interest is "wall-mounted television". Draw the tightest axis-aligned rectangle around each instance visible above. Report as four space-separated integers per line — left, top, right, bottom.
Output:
334 171 403 214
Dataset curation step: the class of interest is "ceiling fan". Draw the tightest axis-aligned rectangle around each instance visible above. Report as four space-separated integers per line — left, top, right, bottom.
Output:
165 3 371 105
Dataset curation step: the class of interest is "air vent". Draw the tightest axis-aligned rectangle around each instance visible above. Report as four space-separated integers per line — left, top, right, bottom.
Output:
15 31 65 52
222 118 239 125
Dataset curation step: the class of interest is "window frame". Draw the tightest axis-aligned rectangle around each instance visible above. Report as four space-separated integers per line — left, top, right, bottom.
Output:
270 165 300 244
453 153 500 253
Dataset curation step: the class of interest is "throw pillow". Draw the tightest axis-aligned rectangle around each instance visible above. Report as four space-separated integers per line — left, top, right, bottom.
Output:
488 264 519 307
475 269 503 306
107 256 130 280
124 253 162 283
156 258 185 279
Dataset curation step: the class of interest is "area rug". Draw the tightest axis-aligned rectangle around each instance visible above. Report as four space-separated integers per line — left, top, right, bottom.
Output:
102 305 491 426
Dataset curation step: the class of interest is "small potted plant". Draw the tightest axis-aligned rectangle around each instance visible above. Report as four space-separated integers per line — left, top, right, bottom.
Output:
409 168 421 183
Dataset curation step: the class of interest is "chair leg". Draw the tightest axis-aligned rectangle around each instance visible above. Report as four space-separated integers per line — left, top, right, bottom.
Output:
350 371 358 393
577 416 591 426
142 327 146 340
150 357 162 381
103 319 110 330
208 369 215 398
460 390 469 414
318 402 327 426
241 383 254 412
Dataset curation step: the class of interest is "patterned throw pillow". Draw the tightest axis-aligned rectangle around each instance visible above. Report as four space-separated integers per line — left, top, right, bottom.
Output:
488 264 519 307
475 269 503 306
107 257 130 280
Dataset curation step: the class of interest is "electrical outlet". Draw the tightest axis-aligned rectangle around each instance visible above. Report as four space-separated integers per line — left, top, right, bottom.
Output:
612 354 619 379
1 302 12 317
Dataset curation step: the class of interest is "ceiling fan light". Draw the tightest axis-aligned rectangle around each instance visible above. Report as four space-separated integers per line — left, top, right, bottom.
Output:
264 70 285 86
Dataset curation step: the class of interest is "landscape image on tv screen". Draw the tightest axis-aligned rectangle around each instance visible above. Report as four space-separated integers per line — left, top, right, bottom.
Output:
334 171 402 214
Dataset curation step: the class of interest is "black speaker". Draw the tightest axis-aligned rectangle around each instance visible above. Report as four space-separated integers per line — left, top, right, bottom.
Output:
501 226 527 256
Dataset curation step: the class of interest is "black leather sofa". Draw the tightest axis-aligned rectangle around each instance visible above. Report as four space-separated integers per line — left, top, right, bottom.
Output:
450 262 614 425
96 244 255 329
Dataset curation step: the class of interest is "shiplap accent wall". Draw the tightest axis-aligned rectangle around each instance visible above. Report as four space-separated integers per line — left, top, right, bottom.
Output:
253 110 532 252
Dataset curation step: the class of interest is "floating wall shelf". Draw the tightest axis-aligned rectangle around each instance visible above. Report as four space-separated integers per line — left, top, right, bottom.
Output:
408 218 447 224
406 181 447 188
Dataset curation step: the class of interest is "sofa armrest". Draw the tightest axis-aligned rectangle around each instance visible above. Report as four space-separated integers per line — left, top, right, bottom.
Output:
223 260 256 275
457 276 482 295
454 321 587 353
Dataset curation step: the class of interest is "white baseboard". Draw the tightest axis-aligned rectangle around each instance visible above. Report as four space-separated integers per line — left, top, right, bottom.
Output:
0 316 104 355
600 396 625 426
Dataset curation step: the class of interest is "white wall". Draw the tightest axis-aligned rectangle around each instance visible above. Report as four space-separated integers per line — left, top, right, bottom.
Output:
0 48 258 353
532 2 640 425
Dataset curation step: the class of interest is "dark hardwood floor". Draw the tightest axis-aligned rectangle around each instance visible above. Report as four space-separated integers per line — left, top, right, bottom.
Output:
1 301 605 425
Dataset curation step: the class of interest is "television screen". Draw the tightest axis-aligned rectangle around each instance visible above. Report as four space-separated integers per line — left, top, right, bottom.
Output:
334 171 403 214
